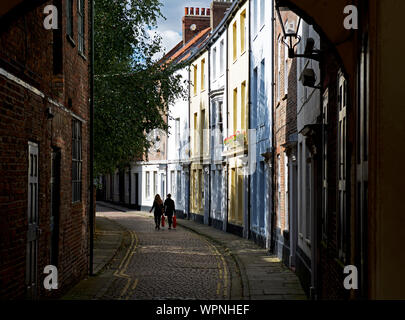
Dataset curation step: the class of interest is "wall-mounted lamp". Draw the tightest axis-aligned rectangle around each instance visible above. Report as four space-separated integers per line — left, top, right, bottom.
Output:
276 4 321 62
299 67 322 90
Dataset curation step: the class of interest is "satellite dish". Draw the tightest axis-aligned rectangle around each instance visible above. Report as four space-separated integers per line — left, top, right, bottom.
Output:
190 24 197 31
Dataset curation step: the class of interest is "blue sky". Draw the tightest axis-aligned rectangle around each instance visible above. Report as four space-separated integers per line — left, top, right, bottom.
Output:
154 0 210 56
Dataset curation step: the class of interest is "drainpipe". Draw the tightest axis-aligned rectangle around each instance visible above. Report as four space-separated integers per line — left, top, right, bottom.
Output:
208 47 211 226
225 19 229 233
188 65 191 220
270 0 276 254
166 112 168 200
89 0 95 276
247 0 252 240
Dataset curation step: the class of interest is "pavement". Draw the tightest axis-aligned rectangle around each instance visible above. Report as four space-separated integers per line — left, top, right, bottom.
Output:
62 201 306 300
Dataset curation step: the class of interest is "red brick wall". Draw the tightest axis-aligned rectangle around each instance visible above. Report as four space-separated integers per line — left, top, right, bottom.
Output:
0 0 90 299
274 12 298 232
182 10 210 45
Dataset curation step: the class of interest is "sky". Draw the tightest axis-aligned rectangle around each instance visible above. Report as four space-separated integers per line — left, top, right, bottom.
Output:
154 0 211 57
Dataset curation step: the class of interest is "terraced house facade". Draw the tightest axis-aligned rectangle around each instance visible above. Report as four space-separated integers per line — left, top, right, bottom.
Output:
100 0 405 300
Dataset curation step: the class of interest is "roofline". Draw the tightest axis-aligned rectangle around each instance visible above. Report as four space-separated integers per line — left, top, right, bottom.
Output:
186 0 248 63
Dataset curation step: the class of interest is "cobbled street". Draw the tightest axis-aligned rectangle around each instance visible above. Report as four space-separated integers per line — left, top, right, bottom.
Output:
64 203 305 300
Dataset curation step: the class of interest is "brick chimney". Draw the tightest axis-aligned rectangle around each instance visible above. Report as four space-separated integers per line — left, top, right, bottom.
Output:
210 1 233 30
182 6 211 45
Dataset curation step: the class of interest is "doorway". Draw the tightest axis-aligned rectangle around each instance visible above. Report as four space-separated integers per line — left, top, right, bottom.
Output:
27 142 39 299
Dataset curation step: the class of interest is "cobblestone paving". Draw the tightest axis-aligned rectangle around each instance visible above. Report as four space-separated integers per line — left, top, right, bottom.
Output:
96 211 232 300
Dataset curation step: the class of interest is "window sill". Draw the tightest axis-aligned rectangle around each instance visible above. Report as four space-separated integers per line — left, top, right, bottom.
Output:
67 34 76 48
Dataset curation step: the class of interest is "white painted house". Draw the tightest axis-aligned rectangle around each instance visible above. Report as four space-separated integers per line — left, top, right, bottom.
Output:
249 0 274 249
208 16 228 231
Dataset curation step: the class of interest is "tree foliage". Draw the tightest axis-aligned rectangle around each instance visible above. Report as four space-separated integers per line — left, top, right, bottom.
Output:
94 0 185 175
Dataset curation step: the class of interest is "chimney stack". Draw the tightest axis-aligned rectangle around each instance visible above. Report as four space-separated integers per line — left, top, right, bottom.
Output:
182 6 211 45
210 1 233 30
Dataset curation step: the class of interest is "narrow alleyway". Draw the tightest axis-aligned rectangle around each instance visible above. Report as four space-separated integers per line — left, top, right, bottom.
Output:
64 203 305 300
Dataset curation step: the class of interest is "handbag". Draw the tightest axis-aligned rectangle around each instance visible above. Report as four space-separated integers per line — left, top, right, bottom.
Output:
161 214 165 227
173 215 177 229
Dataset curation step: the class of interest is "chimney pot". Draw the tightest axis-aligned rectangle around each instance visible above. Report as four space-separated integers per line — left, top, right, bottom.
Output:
185 7 189 16
196 8 200 15
201 8 205 15
207 8 211 16
190 7 194 15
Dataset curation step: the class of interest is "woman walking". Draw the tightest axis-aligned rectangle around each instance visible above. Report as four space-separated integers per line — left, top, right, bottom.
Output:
150 194 164 230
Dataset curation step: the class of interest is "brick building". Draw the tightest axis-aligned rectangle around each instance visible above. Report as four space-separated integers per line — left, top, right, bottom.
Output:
0 0 92 299
275 0 405 299
273 10 298 268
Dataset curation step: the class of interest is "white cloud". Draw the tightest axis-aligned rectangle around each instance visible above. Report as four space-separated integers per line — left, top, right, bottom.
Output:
160 30 182 54
152 0 211 58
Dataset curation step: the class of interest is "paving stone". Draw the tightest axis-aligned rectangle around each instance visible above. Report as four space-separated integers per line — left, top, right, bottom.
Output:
63 203 306 300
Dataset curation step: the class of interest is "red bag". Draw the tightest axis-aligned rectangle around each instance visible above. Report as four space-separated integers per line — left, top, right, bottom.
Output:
173 215 177 229
161 215 165 227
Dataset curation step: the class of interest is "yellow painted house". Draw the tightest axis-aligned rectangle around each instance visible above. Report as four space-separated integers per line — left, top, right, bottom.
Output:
226 1 249 229
189 49 210 218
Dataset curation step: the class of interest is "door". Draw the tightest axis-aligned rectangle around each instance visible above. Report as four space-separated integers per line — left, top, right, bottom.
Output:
27 142 40 299
50 149 61 267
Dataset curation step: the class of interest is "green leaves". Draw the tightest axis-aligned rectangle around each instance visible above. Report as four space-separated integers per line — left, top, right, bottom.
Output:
94 0 185 175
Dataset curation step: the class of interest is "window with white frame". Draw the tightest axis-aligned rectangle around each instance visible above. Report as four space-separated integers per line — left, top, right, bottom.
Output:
177 171 181 202
201 58 206 91
193 65 197 96
146 172 150 198
213 47 217 80
253 67 258 128
170 171 175 195
220 40 224 75
193 170 198 208
260 59 265 123
240 10 246 54
153 171 158 196
233 21 237 61
175 118 180 154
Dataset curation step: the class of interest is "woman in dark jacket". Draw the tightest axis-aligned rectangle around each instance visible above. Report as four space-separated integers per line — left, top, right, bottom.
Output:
150 194 164 230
